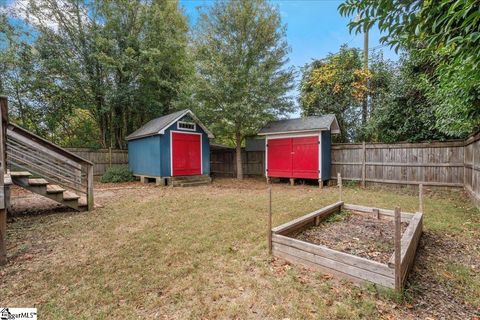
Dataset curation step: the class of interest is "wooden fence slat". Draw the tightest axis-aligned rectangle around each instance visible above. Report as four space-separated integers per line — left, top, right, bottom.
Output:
66 148 128 176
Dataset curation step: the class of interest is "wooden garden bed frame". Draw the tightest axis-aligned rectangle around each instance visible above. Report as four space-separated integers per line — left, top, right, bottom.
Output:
269 201 423 291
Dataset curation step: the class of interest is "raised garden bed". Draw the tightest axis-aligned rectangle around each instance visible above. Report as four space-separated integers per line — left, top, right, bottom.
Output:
270 202 423 290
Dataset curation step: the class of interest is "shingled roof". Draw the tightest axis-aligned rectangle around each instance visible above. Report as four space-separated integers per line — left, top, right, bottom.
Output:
258 114 340 135
126 109 214 141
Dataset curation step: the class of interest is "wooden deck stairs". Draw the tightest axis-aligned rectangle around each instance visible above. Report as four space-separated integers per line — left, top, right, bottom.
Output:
6 171 88 211
4 123 94 212
171 175 212 187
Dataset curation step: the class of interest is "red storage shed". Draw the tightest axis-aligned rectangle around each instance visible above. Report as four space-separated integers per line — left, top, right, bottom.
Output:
258 115 340 186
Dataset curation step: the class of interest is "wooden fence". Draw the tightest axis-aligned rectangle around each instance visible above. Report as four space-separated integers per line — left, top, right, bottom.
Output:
66 148 128 176
330 140 466 187
210 131 480 208
464 131 480 207
330 134 480 208
211 148 264 177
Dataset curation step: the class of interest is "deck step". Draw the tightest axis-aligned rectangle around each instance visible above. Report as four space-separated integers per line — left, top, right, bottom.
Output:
172 175 212 185
28 178 49 186
78 197 88 208
47 184 66 194
10 171 32 177
172 175 211 181
63 191 80 201
4 175 12 185
176 181 211 187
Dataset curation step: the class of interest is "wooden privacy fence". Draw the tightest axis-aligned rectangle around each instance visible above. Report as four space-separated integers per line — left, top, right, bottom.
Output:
210 148 264 177
210 131 480 208
66 148 128 176
330 133 480 208
330 140 466 187
464 131 480 207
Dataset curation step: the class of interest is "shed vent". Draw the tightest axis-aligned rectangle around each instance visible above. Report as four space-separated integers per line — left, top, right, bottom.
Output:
178 121 196 131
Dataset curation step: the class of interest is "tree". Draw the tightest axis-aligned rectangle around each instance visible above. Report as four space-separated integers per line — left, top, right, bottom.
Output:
193 0 295 179
339 0 480 137
299 45 369 142
365 53 455 143
0 13 44 134
2 0 191 148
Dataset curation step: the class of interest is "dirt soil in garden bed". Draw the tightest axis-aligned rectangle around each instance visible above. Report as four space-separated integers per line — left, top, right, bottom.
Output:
291 210 409 264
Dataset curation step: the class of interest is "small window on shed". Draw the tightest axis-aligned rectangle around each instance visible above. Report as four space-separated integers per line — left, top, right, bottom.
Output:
178 121 196 131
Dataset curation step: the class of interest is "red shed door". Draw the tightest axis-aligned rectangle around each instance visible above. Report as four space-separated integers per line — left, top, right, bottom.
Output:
292 136 318 179
267 138 292 178
172 132 201 176
267 136 318 179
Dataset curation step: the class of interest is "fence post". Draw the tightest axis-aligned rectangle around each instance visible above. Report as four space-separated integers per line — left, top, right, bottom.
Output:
361 141 366 188
419 184 424 213
337 172 342 202
268 186 272 254
87 163 94 211
0 97 8 265
394 206 402 292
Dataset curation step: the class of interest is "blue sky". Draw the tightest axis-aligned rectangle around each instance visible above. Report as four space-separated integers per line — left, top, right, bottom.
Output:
180 0 398 69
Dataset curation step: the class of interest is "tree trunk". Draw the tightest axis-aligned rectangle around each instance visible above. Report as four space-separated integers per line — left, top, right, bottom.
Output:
235 132 243 180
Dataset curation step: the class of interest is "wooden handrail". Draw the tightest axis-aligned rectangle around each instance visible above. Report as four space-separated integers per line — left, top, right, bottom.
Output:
7 123 93 166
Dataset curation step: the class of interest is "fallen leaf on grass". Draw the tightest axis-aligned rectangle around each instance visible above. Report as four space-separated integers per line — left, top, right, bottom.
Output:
321 274 332 280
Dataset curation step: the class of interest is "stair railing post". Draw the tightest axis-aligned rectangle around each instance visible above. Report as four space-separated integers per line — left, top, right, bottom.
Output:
87 163 94 211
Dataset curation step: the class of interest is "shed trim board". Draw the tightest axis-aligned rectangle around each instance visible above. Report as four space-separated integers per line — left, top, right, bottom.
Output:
265 131 323 180
258 115 341 136
169 130 203 177
260 129 330 137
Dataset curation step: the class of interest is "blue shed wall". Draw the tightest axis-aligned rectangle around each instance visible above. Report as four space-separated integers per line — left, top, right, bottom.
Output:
321 130 332 181
128 135 161 177
159 116 211 177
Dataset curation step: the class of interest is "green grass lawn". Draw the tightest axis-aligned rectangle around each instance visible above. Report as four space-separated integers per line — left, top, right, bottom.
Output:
1 179 479 319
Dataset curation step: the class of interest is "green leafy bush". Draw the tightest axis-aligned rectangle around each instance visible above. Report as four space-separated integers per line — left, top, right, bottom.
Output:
100 166 135 183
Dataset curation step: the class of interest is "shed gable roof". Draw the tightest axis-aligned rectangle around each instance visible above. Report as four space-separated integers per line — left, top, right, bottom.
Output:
126 109 214 141
258 114 340 135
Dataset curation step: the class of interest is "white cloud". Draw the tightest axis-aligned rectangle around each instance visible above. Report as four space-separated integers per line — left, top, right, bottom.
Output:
4 0 91 32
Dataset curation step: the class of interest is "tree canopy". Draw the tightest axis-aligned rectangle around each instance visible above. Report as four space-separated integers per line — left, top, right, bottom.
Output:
339 0 480 137
1 0 191 148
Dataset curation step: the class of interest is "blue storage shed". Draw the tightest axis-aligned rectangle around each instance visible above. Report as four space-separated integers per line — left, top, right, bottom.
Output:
126 109 214 186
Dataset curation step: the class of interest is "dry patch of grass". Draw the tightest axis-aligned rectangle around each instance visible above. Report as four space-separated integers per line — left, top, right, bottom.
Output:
1 179 479 319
